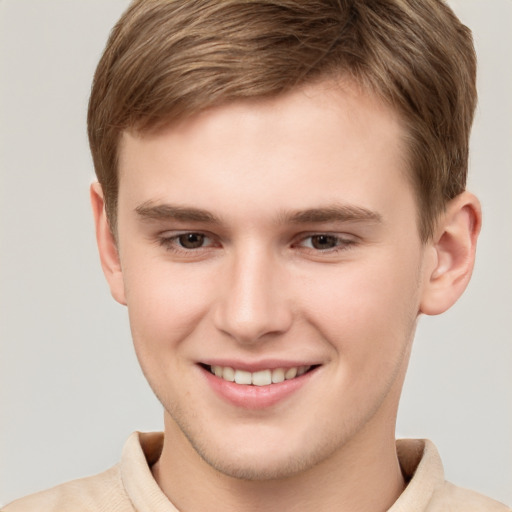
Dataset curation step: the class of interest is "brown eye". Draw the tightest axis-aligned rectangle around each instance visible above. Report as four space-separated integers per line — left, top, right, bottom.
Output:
178 233 205 249
310 234 338 250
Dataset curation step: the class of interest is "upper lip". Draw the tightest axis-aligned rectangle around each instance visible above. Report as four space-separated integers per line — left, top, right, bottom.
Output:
199 359 322 372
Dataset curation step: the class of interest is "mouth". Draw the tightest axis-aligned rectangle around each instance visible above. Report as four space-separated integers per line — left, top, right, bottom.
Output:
201 364 319 386
199 362 321 409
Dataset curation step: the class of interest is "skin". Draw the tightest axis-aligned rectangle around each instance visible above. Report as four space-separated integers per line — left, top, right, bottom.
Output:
92 80 481 512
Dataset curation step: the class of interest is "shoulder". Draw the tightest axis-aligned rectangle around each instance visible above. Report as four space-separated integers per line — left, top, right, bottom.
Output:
2 464 134 512
393 439 510 512
3 432 165 512
428 481 511 512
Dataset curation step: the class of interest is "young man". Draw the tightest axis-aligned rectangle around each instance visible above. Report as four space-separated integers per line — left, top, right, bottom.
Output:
4 1 510 511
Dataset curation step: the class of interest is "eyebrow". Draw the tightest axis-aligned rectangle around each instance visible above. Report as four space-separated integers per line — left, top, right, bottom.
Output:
135 201 382 226
283 205 382 224
135 202 221 224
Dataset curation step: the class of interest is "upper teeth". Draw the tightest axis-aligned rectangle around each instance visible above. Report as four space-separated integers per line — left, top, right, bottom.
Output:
210 365 311 386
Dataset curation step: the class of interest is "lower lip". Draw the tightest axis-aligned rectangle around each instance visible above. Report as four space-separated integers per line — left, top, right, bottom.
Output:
200 366 317 410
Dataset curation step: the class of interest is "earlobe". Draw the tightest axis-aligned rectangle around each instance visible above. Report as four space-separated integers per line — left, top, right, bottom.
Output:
419 192 482 316
90 183 127 305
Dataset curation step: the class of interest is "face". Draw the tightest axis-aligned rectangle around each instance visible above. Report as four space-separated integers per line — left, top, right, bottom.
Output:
105 81 434 479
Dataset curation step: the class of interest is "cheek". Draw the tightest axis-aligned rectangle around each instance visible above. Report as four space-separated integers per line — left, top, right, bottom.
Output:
122 256 214 352
300 253 422 363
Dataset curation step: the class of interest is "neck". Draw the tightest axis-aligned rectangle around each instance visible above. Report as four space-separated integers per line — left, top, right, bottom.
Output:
152 414 405 512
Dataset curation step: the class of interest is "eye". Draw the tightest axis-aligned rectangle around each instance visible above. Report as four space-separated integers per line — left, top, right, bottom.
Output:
177 232 208 249
307 234 339 250
297 233 356 252
158 231 216 252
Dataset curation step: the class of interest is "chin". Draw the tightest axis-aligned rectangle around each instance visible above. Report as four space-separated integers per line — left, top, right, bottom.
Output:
198 447 319 481
185 425 341 481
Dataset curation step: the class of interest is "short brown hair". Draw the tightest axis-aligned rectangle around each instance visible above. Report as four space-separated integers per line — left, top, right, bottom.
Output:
87 0 477 240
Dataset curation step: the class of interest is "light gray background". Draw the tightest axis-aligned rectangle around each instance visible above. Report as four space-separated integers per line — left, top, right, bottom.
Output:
1 0 510 507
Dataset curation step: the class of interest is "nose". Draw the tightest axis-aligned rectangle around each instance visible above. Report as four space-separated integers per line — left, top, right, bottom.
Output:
213 247 293 344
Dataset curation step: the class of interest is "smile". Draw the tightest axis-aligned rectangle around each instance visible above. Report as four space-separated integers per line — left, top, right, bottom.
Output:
208 365 313 386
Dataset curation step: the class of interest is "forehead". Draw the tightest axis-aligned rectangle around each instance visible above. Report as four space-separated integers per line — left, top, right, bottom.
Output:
117 81 413 226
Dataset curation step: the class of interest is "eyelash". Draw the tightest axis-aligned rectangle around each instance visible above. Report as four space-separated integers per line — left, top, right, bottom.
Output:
295 233 356 252
157 232 357 255
158 232 217 253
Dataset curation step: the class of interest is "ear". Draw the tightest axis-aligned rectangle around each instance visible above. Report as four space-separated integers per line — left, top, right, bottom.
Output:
90 182 127 305
420 191 482 316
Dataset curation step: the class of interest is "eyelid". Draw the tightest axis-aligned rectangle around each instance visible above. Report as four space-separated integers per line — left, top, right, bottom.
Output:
154 229 358 256
157 230 219 251
293 232 358 251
